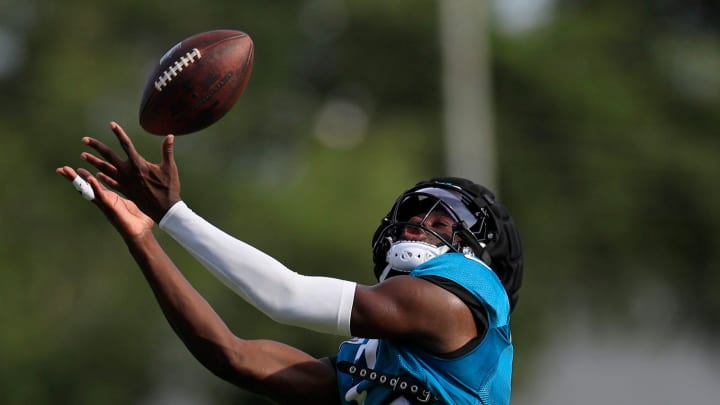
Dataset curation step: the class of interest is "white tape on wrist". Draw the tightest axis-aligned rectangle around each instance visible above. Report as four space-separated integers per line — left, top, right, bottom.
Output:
72 176 95 200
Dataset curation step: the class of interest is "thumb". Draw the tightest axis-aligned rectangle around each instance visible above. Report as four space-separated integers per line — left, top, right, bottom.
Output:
161 134 175 166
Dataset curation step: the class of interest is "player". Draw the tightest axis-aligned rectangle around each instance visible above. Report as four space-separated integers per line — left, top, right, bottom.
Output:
57 122 523 405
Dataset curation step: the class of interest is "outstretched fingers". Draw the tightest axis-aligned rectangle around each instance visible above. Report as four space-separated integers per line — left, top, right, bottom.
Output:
110 121 143 166
82 151 119 179
56 166 78 182
76 169 119 209
56 166 101 202
96 171 121 191
79 170 103 194
83 136 125 168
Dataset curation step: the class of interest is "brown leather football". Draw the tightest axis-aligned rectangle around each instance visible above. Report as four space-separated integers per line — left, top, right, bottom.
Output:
139 29 254 135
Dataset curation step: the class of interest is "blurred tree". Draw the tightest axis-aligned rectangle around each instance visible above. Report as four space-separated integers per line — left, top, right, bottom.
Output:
493 0 720 355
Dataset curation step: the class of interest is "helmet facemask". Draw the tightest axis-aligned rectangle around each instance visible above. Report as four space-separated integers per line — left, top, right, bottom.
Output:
372 186 497 281
372 177 524 312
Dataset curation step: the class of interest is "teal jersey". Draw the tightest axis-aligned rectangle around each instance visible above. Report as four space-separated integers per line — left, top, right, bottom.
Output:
335 253 513 405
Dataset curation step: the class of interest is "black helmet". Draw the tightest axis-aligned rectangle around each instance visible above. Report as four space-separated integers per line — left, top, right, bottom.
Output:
371 177 524 311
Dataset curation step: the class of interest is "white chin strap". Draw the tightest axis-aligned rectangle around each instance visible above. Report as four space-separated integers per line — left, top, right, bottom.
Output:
381 241 450 281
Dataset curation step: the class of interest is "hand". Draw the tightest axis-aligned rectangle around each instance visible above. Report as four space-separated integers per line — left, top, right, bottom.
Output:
56 166 155 240
80 122 181 223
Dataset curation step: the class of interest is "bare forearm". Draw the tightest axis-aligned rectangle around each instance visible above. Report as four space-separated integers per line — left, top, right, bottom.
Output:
123 231 237 373
122 232 340 403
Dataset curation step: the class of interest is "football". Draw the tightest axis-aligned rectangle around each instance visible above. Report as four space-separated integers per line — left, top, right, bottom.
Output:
138 29 254 135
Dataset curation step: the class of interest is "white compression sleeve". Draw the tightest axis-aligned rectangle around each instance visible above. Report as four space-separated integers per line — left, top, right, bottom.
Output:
159 201 356 336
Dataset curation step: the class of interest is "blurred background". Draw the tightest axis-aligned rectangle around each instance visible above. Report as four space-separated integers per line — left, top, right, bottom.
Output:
1 0 719 403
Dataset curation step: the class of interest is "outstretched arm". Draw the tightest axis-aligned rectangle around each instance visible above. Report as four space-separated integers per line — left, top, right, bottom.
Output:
81 123 357 336
125 220 339 404
56 167 340 404
78 122 480 353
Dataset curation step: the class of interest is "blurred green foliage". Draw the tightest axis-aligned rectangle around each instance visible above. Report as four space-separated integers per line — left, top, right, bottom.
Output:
0 0 718 403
